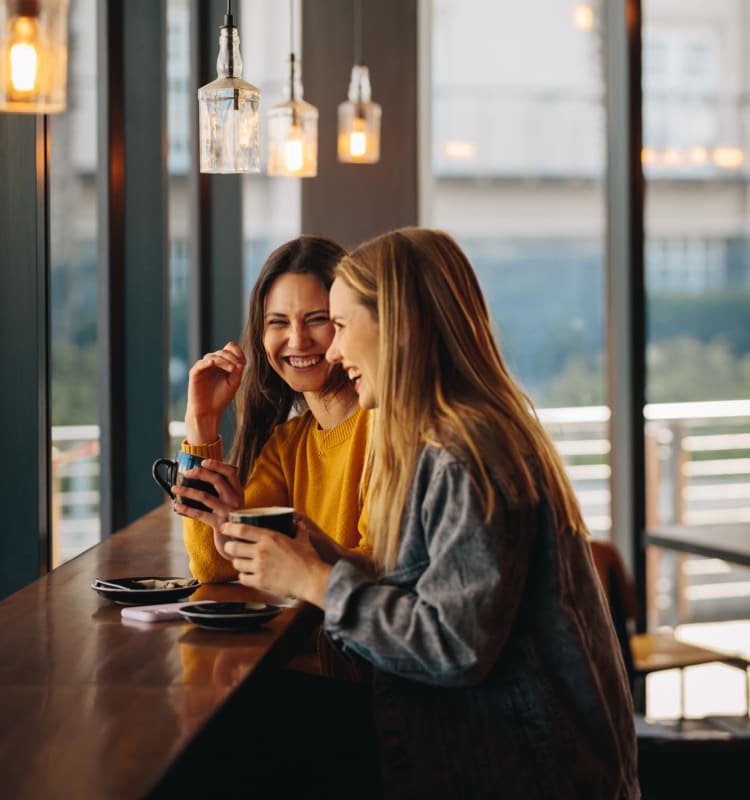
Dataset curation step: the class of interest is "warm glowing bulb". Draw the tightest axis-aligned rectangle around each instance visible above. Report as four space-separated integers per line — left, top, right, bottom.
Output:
713 147 745 169
688 146 708 165
284 125 305 173
10 42 37 91
573 4 594 31
349 118 367 158
7 17 39 94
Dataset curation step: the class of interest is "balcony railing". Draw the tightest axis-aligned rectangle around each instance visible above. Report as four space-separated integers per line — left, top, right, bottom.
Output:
52 401 750 623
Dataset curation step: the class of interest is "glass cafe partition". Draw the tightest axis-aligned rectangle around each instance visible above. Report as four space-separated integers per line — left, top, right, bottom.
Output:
49 0 99 566
641 0 750 718
426 0 609 536
426 0 750 719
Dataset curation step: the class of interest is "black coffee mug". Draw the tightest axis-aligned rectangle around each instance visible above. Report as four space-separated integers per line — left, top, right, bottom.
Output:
228 506 296 538
151 452 218 512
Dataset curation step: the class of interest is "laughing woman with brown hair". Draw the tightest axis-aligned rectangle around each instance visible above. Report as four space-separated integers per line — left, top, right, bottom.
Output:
175 235 370 583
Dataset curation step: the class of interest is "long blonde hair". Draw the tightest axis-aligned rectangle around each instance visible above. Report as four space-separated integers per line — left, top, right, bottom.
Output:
336 227 587 569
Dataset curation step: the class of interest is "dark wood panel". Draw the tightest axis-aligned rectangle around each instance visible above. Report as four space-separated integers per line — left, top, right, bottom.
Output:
301 0 418 248
0 113 50 599
97 0 170 533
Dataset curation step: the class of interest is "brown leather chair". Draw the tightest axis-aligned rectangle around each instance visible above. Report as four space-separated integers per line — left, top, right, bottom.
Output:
589 538 750 716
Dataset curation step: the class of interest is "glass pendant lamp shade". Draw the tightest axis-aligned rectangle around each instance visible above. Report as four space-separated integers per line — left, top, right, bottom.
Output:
0 0 70 113
337 64 381 163
198 8 261 174
267 54 317 177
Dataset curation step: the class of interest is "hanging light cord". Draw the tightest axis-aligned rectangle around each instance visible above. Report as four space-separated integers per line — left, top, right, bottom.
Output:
223 0 235 78
289 0 296 103
354 0 363 66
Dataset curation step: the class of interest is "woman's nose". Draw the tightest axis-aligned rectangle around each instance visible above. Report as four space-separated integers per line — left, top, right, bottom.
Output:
326 335 341 363
288 322 310 348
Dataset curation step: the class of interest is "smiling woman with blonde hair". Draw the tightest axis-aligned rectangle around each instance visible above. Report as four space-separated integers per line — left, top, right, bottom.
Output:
337 226 588 570
222 227 639 798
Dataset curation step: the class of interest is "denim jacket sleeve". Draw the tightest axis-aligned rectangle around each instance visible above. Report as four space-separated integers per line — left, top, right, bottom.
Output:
323 447 531 687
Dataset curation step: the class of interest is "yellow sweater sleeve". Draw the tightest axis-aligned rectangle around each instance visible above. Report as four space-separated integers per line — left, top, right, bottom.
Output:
181 436 239 583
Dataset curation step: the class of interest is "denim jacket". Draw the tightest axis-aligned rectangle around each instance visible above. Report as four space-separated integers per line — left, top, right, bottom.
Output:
325 446 639 799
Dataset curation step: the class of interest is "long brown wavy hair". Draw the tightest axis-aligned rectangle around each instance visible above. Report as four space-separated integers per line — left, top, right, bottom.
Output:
228 235 353 484
335 227 587 569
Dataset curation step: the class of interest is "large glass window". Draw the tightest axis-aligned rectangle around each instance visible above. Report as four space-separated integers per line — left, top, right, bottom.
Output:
241 0 300 294
426 0 609 536
167 0 191 434
49 0 99 566
643 0 750 718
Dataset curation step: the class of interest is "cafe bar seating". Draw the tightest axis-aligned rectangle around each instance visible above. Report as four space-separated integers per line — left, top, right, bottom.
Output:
590 538 750 715
590 539 750 797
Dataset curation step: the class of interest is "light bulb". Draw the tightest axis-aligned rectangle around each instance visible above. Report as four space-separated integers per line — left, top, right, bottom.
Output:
349 117 367 158
284 124 305 173
337 65 381 164
267 56 318 177
6 16 39 95
0 0 70 114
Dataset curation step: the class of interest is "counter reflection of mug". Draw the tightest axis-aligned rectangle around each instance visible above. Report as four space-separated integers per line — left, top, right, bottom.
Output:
228 507 296 538
151 452 218 513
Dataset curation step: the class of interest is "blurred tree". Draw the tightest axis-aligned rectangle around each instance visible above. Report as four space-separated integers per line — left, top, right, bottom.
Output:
540 336 750 407
51 341 98 425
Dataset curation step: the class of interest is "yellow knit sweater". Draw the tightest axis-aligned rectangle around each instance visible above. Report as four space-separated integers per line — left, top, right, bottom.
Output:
182 407 370 583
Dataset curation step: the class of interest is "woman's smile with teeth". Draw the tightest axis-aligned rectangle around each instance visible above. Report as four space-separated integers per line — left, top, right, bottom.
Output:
286 354 324 368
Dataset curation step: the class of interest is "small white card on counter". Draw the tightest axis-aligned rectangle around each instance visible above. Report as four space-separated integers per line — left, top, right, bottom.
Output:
121 600 215 623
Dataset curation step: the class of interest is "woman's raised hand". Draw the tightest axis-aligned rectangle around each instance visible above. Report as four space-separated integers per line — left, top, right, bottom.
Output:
184 342 246 444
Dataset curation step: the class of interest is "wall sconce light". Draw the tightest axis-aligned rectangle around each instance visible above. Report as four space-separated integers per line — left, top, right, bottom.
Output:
337 0 381 164
267 1 317 177
198 0 261 173
0 0 70 114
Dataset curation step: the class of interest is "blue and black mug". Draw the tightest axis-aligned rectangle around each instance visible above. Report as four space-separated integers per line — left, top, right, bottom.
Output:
151 452 218 512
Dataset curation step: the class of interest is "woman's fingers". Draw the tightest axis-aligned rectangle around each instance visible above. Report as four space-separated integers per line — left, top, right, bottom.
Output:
220 521 262 543
173 498 228 530
187 343 246 389
189 352 242 379
221 341 245 360
181 462 243 503
225 530 281 590
174 482 237 514
191 458 239 482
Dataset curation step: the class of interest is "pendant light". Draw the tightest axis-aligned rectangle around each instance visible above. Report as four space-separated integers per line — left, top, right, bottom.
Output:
337 0 381 164
267 0 317 178
198 0 261 174
0 0 70 114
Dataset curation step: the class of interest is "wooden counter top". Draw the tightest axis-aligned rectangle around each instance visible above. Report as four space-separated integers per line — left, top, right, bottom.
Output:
0 504 321 799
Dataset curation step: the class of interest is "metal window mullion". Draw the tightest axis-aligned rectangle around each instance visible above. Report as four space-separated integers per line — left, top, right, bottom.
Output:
0 114 51 598
98 0 170 534
604 0 647 623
